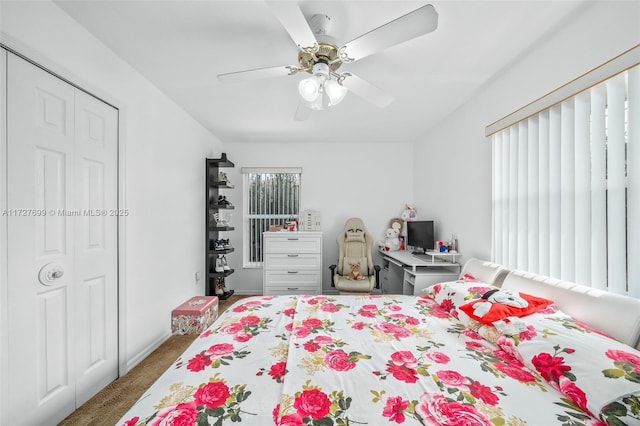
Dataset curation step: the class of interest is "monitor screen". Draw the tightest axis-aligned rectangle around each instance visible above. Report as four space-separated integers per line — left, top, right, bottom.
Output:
406 220 435 254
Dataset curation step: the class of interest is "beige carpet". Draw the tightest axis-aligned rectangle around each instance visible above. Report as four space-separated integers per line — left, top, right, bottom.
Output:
59 295 252 426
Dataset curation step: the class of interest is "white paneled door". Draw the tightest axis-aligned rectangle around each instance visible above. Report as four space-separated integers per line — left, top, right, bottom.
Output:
3 51 118 425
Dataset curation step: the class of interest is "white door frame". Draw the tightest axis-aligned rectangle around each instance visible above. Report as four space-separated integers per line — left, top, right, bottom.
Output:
0 40 128 423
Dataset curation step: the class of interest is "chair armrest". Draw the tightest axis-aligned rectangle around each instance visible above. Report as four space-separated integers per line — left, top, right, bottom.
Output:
374 265 381 289
329 264 337 287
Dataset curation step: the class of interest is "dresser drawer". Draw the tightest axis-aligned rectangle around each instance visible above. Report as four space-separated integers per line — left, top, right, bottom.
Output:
263 271 321 295
263 253 321 270
264 270 320 285
264 235 321 253
265 287 322 296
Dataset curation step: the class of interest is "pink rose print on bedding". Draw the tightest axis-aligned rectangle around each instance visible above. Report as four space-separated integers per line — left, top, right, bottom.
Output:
273 405 305 426
231 298 272 313
416 393 492 426
373 323 411 339
151 402 199 426
603 349 640 383
194 381 231 408
605 349 640 372
436 370 468 389
279 385 357 424
183 342 251 372
469 381 500 405
382 396 409 423
386 363 419 383
425 351 450 364
391 351 418 368
293 389 332 419
206 343 234 357
303 341 320 352
532 352 572 383
320 303 339 313
494 362 536 383
257 361 288 383
359 304 379 318
324 350 357 372
122 416 139 426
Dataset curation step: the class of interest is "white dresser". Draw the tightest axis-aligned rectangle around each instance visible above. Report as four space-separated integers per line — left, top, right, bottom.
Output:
263 231 323 295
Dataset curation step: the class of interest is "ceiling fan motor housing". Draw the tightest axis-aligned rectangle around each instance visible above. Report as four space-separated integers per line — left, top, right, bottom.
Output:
298 14 342 73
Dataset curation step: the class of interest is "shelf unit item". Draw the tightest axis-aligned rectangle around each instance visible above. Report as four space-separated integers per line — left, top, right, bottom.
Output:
378 249 462 294
206 154 235 300
403 267 460 295
413 250 461 264
262 231 323 295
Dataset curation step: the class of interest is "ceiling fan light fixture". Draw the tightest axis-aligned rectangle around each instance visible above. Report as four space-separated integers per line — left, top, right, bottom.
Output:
298 77 321 102
324 79 348 106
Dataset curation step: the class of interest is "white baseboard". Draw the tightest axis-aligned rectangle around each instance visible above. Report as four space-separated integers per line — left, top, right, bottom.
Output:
125 330 171 373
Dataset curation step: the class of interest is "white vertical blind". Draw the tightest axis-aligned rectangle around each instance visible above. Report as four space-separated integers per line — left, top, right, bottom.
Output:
574 92 591 286
491 63 638 296
517 121 528 269
241 168 301 267
590 85 607 290
538 111 550 276
606 74 627 295
527 116 539 272
629 66 640 297
560 100 575 281
548 105 562 279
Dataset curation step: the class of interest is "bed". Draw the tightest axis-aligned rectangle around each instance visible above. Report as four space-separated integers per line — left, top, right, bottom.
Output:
118 259 640 425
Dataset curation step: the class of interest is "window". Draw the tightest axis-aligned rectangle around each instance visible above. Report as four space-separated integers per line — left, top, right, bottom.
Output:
241 168 301 267
488 49 639 297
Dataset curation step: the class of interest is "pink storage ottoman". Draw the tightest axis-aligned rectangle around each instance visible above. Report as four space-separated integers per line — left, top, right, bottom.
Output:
171 296 219 335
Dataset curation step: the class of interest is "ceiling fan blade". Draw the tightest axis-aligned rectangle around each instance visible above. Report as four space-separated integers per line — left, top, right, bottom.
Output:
217 65 294 84
294 99 311 121
265 1 317 49
341 4 438 62
342 74 394 108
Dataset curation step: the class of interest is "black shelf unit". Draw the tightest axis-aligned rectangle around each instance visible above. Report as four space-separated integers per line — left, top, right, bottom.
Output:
206 154 235 300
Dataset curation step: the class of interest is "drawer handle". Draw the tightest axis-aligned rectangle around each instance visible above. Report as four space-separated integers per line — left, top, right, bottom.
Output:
287 238 299 241
287 254 299 257
287 271 299 274
287 287 299 290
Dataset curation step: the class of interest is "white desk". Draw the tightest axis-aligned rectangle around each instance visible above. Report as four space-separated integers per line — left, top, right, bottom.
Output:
379 250 461 295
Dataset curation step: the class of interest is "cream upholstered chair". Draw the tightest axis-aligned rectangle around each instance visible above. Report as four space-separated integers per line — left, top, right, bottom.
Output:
329 217 380 294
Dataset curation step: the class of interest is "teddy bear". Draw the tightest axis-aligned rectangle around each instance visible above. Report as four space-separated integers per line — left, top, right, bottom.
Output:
382 226 400 251
348 262 366 280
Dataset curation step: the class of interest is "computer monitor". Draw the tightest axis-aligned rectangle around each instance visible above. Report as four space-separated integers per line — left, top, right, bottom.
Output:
406 220 435 254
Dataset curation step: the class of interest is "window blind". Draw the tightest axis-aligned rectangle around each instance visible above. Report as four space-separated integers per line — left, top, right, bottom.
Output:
491 61 639 296
241 168 301 267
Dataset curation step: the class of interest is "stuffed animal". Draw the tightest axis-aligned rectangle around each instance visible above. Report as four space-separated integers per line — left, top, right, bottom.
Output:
401 204 417 222
348 262 365 280
382 227 400 251
472 289 529 318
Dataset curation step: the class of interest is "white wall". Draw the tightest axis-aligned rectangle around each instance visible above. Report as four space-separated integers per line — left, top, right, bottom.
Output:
415 0 640 263
0 1 224 371
224 141 414 294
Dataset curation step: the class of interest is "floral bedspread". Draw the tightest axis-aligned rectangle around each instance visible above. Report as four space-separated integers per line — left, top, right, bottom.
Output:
118 294 621 426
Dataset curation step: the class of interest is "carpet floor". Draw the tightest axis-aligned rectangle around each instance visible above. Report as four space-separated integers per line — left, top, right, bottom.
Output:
59 294 252 426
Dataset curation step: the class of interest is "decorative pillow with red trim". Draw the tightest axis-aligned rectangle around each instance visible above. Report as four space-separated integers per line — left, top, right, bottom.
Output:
459 289 554 325
461 273 481 282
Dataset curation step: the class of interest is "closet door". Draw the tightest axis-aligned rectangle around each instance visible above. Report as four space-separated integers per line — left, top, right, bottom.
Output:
4 52 118 425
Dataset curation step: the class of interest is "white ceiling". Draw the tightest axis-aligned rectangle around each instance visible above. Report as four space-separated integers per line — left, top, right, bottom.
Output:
54 0 585 144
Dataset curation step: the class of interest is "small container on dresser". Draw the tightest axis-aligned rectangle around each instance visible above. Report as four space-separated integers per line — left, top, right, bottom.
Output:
263 231 323 295
171 296 219 335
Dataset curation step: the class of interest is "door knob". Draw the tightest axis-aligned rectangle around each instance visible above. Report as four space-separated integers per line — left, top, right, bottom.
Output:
38 263 64 286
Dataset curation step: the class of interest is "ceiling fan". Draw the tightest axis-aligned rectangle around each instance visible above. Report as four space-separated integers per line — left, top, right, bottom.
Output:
217 2 438 119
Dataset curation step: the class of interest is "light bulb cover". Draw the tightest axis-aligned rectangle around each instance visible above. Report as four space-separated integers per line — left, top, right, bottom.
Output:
298 77 321 102
324 79 348 106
